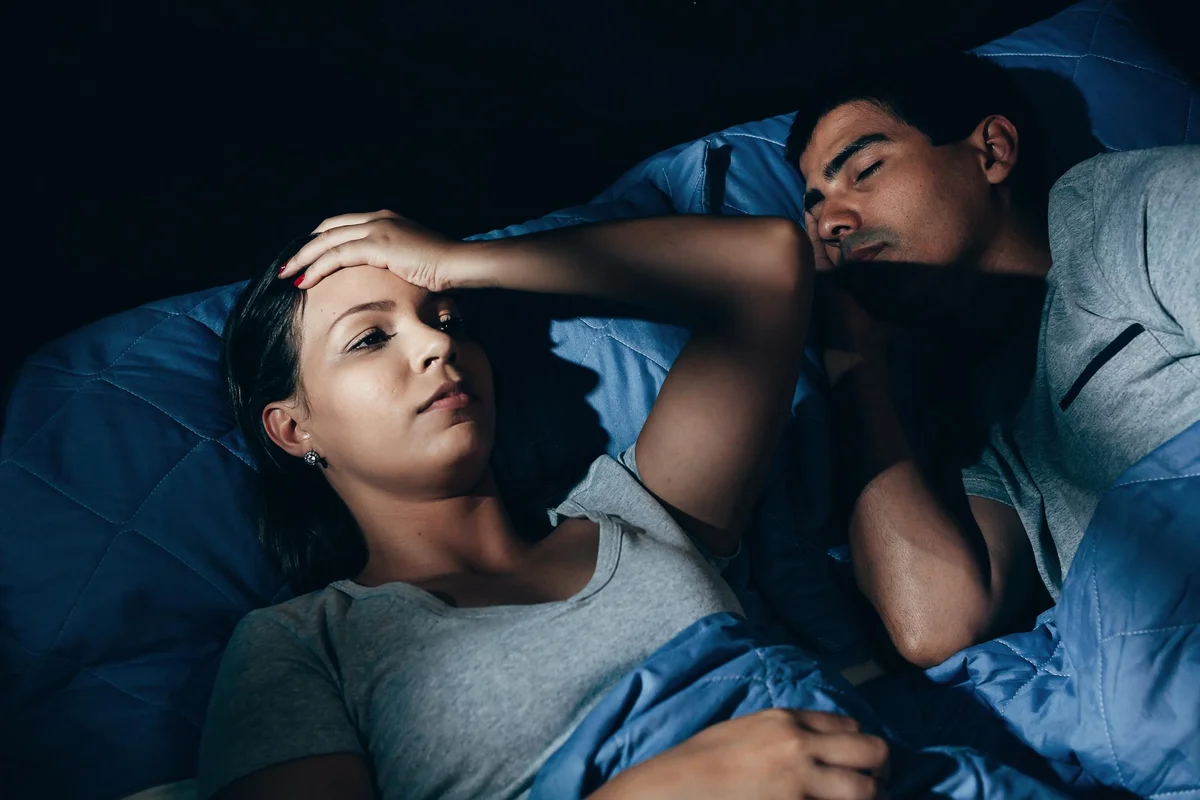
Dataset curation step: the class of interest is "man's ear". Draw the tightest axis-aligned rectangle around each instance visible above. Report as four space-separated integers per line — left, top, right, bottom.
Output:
970 115 1020 186
262 401 313 459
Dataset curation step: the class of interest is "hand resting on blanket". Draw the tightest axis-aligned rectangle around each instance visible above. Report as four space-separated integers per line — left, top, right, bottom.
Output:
590 709 890 800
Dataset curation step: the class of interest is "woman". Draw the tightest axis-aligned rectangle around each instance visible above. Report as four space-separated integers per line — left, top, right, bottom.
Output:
203 210 889 800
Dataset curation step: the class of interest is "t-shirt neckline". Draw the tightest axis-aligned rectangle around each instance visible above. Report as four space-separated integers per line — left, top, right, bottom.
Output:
330 514 621 617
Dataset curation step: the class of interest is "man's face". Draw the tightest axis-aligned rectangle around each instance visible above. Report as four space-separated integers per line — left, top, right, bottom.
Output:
798 101 997 271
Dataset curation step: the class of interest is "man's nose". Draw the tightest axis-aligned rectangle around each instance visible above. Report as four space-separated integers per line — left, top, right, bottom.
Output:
819 201 860 243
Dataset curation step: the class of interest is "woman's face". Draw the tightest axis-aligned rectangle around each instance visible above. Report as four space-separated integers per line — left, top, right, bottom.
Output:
274 266 495 497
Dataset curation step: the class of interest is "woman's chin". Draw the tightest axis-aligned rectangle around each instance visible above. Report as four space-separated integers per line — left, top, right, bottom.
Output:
433 430 494 479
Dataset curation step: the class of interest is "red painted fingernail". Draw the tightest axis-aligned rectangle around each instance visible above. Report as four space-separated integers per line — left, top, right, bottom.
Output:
293 276 304 287
277 265 288 277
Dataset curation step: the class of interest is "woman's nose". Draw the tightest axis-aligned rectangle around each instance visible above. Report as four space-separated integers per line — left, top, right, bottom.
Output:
410 325 457 372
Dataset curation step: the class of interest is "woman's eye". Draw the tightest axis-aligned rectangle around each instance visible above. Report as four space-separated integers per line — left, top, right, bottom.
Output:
350 329 393 351
437 314 471 339
856 161 883 182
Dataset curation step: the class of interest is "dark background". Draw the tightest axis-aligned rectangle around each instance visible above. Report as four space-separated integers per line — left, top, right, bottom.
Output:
7 0 1194 386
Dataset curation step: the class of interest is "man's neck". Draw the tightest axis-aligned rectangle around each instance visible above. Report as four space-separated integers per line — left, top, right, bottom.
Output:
975 215 1052 280
928 217 1051 344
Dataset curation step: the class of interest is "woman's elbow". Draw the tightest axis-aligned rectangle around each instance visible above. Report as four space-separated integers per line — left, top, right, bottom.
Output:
749 219 812 316
769 219 813 285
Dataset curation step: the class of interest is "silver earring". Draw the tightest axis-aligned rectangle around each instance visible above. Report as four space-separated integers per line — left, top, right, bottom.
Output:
303 450 327 469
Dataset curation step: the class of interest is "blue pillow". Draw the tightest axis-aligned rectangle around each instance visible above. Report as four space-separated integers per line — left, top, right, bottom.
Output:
973 0 1200 178
2 2 1196 797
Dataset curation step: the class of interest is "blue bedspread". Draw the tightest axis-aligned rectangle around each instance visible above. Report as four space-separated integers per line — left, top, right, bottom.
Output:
530 613 1071 799
869 418 1200 798
536 420 1200 799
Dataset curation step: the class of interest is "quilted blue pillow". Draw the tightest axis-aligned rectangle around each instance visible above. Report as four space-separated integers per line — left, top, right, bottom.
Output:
2 2 1196 798
973 0 1200 178
1 288 280 799
599 0 1199 225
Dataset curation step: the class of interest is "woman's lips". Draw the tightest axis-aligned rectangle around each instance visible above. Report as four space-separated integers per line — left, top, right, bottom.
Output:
423 389 473 412
418 380 477 413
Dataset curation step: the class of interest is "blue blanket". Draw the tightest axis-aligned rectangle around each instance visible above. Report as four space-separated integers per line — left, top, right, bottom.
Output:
531 613 1072 799
535 419 1200 799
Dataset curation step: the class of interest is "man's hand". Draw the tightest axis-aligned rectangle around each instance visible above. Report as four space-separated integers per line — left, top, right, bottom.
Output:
804 213 838 273
592 709 889 800
805 218 893 385
815 274 896 388
816 274 894 358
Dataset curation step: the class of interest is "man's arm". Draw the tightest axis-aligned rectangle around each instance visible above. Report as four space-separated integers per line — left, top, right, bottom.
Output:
821 282 1038 668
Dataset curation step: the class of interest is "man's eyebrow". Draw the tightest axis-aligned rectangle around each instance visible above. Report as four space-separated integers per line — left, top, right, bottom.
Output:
327 299 396 335
822 133 891 182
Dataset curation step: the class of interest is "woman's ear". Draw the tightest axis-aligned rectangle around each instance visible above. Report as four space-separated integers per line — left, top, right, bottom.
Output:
262 401 313 459
970 114 1020 186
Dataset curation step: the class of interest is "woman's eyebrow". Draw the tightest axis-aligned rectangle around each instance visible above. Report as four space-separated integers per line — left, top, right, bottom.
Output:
327 299 396 335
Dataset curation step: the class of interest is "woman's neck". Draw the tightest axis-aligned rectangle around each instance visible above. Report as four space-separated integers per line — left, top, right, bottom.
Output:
341 470 531 587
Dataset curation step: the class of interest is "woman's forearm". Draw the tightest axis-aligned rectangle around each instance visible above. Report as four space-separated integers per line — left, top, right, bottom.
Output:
585 761 669 799
445 216 808 326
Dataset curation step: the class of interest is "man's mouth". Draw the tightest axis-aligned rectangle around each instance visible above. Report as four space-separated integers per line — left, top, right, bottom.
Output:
843 242 887 264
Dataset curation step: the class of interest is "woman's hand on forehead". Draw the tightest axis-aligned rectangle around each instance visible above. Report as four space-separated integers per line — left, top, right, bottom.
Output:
278 210 456 292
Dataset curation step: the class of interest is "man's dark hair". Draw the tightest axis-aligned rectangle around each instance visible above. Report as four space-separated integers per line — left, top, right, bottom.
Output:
786 50 1050 218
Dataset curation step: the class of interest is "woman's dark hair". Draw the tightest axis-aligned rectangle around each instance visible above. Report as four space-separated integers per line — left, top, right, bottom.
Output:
222 237 367 593
785 50 1051 226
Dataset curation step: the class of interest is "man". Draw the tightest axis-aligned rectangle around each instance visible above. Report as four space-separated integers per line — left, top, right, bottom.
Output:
787 51 1200 667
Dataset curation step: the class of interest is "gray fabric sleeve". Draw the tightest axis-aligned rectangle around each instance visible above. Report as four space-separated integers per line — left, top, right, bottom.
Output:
616 445 741 572
1063 147 1200 348
197 612 364 799
961 454 1015 508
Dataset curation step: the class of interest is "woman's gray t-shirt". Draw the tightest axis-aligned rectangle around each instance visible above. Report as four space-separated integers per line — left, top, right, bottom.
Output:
197 449 743 800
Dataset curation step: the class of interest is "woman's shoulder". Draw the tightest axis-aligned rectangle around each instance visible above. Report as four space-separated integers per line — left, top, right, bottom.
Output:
229 586 354 654
552 448 688 546
552 447 739 572
552 448 654 522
